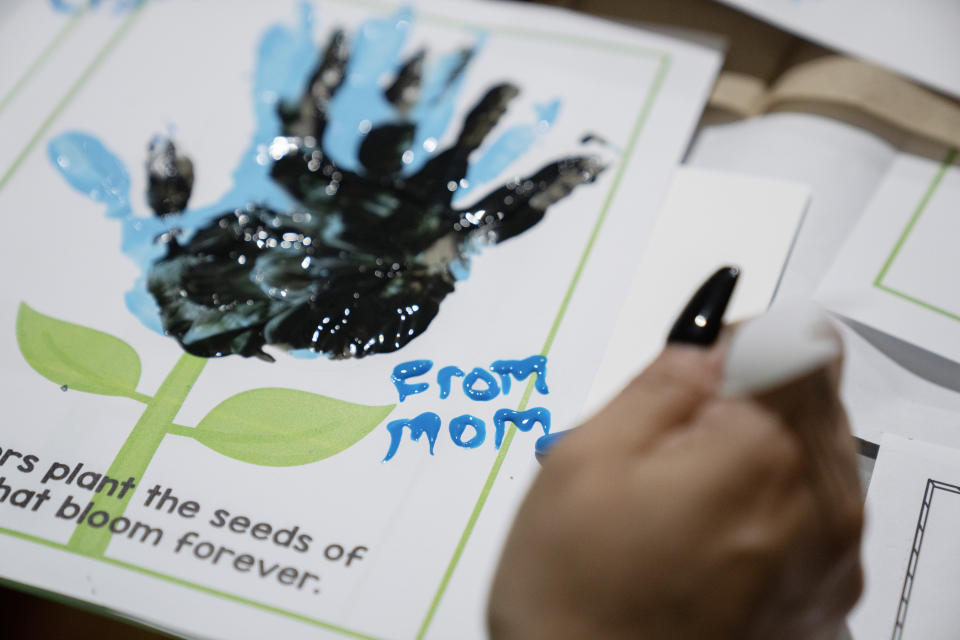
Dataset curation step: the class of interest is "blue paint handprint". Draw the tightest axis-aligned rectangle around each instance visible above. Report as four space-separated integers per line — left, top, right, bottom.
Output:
50 5 605 360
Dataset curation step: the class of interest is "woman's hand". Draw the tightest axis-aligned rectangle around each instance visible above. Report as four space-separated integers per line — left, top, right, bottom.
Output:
489 288 863 639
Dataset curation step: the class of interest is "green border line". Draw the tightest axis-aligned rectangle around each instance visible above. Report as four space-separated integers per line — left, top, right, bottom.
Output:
0 5 146 193
873 148 959 322
874 284 960 323
413 53 672 640
0 4 675 639
349 0 668 57
0 11 87 118
0 526 380 640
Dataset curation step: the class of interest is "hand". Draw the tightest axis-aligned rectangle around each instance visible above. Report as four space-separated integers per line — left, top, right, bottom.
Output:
488 312 863 639
144 22 604 360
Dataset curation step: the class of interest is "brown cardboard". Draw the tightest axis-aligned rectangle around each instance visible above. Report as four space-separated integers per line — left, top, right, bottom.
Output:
524 0 960 149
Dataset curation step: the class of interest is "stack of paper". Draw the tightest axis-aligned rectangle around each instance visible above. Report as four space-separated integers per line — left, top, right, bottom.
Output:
851 435 960 640
717 0 960 99
0 1 728 637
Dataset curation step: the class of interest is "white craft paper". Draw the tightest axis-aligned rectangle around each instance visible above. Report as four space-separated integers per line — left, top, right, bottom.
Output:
688 114 960 449
832 320 960 449
849 434 960 640
0 1 720 638
717 0 960 100
817 151 960 365
583 167 809 418
688 112 897 300
0 0 77 101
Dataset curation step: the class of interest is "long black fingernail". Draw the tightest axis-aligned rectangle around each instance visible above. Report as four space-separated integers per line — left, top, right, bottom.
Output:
667 266 740 346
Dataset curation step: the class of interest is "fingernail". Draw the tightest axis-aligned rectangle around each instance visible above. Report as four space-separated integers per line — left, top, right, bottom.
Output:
535 431 569 463
667 266 740 346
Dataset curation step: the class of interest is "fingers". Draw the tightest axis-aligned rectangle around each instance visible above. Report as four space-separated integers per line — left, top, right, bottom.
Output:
437 46 477 100
575 345 724 453
758 363 862 534
456 84 520 153
344 45 426 177
146 136 193 216
454 156 606 244
691 323 862 637
538 267 741 461
311 29 349 107
680 393 860 600
373 47 479 184
668 266 740 346
591 265 739 449
720 303 860 530
279 29 349 139
679 395 805 496
525 156 606 212
533 296 861 640
661 309 860 545
386 49 426 114
730 375 861 560
405 82 519 202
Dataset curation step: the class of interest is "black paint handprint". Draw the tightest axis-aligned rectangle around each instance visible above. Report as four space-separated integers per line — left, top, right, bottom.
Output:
127 21 605 361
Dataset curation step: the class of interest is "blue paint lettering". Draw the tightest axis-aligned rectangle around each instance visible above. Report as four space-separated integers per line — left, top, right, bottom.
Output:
436 366 465 399
392 359 433 402
462 367 500 401
382 412 442 461
449 415 486 449
493 407 551 449
490 356 549 395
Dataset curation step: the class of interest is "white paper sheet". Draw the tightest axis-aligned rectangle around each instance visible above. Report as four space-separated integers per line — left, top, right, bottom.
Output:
0 3 140 186
583 166 808 418
687 114 960 449
836 322 960 448
0 1 721 638
817 151 960 365
687 112 896 301
716 0 960 100
0 0 78 101
849 434 960 640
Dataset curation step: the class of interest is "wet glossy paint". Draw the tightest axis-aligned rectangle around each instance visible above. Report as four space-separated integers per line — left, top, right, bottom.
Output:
48 3 605 360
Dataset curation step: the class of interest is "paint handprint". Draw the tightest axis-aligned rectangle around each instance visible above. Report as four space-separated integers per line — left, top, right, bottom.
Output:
51 7 606 361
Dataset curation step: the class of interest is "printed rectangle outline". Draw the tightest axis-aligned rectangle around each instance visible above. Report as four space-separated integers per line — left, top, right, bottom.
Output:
873 148 960 322
0 2 677 639
0 5 144 192
892 478 960 640
0 7 87 119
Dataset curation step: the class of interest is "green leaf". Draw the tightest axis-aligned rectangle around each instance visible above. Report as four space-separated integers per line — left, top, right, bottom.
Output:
16 303 142 397
191 388 395 466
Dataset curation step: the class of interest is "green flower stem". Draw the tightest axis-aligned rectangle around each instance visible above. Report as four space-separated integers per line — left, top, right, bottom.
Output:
126 390 154 404
167 424 197 437
67 353 207 557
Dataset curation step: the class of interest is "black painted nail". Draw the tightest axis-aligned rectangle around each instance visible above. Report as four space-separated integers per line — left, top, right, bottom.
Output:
537 267 739 465
666 266 740 346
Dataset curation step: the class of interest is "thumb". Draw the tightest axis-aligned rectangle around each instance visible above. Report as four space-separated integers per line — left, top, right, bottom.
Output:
721 303 860 529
